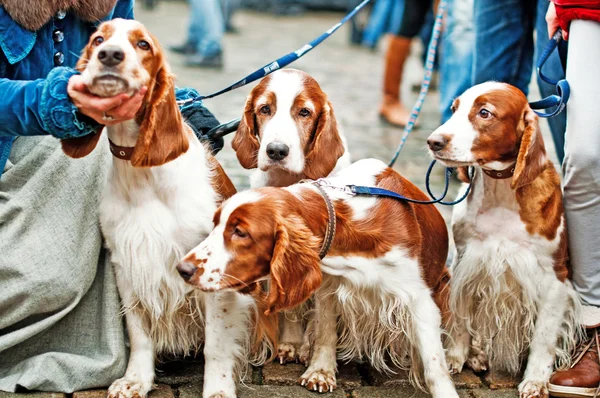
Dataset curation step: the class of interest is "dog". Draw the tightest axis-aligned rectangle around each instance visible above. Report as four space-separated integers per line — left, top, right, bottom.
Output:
427 82 582 398
231 68 351 364
176 158 458 397
61 19 266 398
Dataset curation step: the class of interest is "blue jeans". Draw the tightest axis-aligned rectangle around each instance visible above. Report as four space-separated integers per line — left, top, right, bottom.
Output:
187 0 224 57
534 0 567 164
472 0 536 94
362 0 404 48
439 0 474 123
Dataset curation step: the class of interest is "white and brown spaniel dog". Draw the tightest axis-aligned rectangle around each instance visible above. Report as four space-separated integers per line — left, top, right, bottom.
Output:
232 68 351 364
177 158 457 397
427 82 582 398
61 19 267 398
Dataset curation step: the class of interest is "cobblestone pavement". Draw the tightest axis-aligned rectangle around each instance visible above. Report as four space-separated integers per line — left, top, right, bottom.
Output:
1 2 560 397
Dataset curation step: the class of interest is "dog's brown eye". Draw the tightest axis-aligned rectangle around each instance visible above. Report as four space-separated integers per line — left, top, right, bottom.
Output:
260 105 271 115
479 108 491 119
299 108 310 117
450 105 457 113
93 36 104 46
233 227 248 238
137 40 150 50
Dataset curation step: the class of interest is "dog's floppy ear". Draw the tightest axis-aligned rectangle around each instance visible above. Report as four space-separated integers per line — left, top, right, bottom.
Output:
232 92 260 169
61 129 104 158
303 101 345 180
130 62 189 167
511 108 546 189
266 216 322 315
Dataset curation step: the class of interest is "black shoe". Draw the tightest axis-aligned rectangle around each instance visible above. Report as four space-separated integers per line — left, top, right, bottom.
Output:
170 42 197 55
185 52 224 69
225 24 239 34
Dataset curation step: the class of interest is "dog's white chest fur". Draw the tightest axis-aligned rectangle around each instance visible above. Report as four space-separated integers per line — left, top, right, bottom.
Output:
99 138 217 354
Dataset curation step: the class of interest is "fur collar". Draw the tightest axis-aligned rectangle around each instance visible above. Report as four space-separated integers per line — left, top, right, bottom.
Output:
0 0 117 31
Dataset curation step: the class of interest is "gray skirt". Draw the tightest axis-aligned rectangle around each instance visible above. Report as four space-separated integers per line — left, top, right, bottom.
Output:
0 135 127 392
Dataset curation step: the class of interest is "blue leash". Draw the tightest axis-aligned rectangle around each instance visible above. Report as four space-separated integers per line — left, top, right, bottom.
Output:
178 0 373 106
346 160 473 206
529 29 570 118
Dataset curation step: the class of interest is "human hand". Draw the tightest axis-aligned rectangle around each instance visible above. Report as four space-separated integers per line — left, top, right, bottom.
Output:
67 75 147 126
546 2 568 40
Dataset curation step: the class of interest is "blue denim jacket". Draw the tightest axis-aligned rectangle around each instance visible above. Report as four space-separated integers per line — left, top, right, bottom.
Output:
0 1 219 178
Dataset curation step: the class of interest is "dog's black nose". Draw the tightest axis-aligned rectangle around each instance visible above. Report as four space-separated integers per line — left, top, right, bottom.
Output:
266 142 290 161
427 135 448 152
176 262 197 281
98 46 125 67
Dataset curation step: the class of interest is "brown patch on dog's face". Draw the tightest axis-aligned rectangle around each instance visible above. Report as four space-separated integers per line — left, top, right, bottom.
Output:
428 82 530 168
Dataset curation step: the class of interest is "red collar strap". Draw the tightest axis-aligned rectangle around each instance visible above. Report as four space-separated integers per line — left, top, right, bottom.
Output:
482 163 516 179
108 139 134 161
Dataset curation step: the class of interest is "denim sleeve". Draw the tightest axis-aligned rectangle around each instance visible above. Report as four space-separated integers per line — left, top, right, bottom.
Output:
175 87 223 154
112 0 135 19
0 67 100 138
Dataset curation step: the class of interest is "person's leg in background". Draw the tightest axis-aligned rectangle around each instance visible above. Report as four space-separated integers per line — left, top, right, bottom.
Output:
439 0 474 123
534 0 567 164
222 0 241 33
472 0 536 93
548 19 600 397
184 0 225 68
380 0 432 127
362 0 397 49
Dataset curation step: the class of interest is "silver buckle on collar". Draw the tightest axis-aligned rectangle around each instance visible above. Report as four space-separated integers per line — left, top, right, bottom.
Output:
311 178 356 196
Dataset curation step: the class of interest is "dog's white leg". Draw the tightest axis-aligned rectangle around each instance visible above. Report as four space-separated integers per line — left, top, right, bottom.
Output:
203 291 252 398
108 268 155 398
299 292 338 393
277 311 305 364
411 289 459 398
519 277 568 398
446 315 471 374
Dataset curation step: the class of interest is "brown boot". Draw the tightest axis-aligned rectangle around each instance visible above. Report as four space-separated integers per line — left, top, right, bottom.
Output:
379 35 413 127
549 327 600 397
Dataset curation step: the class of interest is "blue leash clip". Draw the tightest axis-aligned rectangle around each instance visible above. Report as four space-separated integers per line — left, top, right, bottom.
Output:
529 29 570 118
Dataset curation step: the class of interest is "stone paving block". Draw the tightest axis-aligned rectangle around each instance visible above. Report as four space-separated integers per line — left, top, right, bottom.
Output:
453 369 484 389
72 390 105 398
149 384 175 398
261 362 305 386
0 393 66 398
369 368 411 387
484 372 520 390
350 386 472 397
178 383 202 398
156 359 204 385
262 361 363 389
472 389 518 398
238 385 346 398
72 384 173 398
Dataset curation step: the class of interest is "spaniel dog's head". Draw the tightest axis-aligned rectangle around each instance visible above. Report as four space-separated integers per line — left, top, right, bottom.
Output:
176 188 322 315
61 19 188 167
427 82 547 188
232 69 346 180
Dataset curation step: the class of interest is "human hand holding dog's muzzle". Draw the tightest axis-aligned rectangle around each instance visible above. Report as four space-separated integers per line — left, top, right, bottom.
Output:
67 74 147 126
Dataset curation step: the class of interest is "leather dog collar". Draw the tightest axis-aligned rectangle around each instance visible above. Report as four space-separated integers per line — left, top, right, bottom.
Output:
108 139 134 161
312 182 336 259
482 163 516 180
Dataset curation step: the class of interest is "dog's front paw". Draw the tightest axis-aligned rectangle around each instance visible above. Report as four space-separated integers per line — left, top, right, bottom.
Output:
107 378 152 398
519 379 549 398
299 369 336 393
277 342 300 364
466 346 489 373
446 354 466 375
